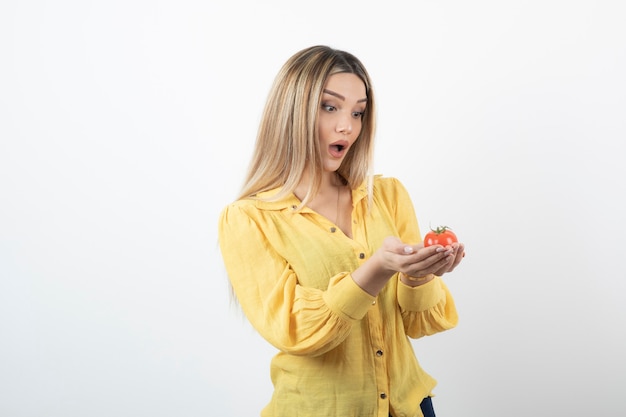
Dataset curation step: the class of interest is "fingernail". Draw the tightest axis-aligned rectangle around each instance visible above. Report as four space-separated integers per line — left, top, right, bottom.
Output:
404 246 414 254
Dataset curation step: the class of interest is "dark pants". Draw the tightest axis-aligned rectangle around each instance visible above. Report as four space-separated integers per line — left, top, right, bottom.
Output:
390 396 435 417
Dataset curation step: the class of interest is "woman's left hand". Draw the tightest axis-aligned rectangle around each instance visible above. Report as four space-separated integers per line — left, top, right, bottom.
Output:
433 242 465 276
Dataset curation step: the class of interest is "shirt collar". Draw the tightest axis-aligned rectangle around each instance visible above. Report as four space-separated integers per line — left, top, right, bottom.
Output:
251 179 372 212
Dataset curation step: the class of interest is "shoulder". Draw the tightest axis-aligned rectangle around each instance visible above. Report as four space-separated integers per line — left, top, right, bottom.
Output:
221 187 298 215
371 175 411 200
360 175 415 214
372 174 405 189
219 198 275 223
219 188 301 228
218 198 272 240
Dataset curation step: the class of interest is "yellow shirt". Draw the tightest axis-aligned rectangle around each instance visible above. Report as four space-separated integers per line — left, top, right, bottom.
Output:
218 176 458 417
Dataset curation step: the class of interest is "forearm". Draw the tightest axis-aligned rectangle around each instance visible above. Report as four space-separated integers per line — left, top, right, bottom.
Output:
350 251 396 296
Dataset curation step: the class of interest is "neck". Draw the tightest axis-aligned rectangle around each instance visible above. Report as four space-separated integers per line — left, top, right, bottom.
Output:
293 171 352 238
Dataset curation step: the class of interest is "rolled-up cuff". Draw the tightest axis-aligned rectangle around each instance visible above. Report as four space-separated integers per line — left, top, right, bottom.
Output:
323 272 376 321
397 275 446 312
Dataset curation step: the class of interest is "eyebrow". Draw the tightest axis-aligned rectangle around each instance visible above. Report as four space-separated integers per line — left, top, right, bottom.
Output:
323 89 368 103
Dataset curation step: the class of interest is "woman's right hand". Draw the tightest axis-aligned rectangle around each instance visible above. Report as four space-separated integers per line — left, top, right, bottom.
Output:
379 236 454 279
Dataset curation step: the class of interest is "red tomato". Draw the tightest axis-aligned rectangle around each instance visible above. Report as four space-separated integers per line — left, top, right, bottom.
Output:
424 226 458 247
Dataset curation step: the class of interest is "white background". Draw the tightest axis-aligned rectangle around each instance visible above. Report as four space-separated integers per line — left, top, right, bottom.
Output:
2 1 625 416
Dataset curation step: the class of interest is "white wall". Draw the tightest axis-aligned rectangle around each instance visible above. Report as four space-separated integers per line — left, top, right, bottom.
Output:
1 1 625 416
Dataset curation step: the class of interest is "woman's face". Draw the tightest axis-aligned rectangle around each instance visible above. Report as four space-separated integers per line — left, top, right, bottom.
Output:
318 72 367 173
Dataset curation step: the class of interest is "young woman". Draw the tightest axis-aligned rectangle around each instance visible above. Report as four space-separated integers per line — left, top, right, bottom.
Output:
218 45 465 417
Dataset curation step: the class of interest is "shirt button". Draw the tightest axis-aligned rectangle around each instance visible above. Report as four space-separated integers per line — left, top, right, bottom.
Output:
330 227 337 233
359 253 365 259
291 205 297 210
380 393 387 399
376 350 383 357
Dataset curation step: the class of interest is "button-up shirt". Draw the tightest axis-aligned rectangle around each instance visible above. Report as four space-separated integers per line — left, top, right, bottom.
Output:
218 176 458 417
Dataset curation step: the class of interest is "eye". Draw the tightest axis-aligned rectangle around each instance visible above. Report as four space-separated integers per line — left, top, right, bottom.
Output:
352 111 365 119
321 103 336 112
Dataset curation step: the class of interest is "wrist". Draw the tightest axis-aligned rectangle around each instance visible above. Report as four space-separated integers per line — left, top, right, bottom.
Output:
399 272 435 286
352 253 397 296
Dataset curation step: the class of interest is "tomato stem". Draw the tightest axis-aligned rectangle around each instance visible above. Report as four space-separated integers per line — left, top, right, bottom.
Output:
430 225 451 235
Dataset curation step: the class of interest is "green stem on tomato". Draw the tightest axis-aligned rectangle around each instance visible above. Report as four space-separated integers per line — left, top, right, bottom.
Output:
430 225 451 235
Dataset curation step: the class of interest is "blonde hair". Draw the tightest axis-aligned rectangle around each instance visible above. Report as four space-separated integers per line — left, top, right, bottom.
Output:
238 45 377 205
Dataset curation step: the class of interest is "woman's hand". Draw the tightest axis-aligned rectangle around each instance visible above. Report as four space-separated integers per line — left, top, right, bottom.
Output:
432 241 465 276
392 238 457 277
383 237 466 286
352 237 465 295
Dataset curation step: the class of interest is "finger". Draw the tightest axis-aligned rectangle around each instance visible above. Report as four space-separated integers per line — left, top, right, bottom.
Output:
414 257 453 277
446 243 466 272
405 250 453 276
402 242 428 255
455 243 466 262
454 250 465 266
459 243 466 258
397 244 451 273
382 236 415 255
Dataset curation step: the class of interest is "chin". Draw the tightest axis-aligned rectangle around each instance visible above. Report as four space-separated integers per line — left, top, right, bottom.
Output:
323 163 342 173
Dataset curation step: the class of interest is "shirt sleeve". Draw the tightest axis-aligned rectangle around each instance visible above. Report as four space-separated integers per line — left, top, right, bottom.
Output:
218 203 374 356
397 277 459 338
383 178 459 338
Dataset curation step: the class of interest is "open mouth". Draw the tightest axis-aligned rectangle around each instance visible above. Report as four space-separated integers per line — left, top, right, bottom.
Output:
329 141 349 158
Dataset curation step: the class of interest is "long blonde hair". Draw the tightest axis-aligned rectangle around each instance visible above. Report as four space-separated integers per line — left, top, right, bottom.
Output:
238 45 377 206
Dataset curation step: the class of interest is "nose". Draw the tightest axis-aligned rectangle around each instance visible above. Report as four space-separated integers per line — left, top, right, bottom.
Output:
336 115 353 135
